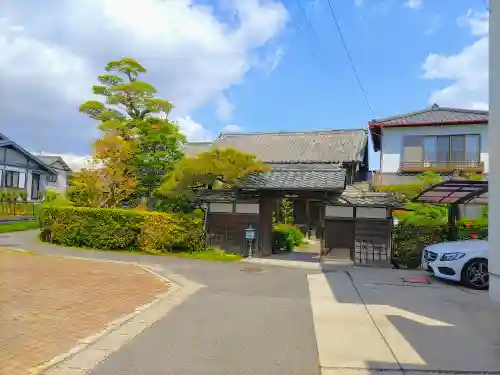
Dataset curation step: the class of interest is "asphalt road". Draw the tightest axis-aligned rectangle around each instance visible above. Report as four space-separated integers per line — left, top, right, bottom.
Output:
0 231 320 375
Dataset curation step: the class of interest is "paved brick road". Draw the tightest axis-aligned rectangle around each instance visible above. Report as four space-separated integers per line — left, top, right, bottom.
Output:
0 249 168 375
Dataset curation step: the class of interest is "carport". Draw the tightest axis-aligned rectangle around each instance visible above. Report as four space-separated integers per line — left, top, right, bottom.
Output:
413 179 488 240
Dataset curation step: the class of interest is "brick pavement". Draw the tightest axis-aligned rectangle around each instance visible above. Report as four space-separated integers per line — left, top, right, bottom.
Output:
0 249 168 375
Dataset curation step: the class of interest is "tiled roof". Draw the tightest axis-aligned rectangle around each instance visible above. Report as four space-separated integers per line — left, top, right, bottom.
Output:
370 104 488 126
38 155 72 171
369 104 488 151
237 166 346 191
332 186 405 207
198 186 404 207
197 190 258 203
190 129 368 164
182 141 213 157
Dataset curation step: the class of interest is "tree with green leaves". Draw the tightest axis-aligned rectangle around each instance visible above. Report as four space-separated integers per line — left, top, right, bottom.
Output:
79 58 185 198
157 148 270 201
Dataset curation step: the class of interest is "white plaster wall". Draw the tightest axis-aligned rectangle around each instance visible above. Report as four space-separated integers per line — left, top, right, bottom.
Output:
45 170 69 192
380 125 489 173
325 205 354 218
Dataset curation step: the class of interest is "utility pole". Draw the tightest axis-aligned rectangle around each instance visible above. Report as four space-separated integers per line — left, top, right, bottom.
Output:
489 1 500 302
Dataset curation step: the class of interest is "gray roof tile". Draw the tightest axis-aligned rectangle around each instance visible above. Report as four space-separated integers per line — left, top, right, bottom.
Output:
194 129 368 163
332 188 405 207
371 104 488 125
237 167 346 191
182 141 213 157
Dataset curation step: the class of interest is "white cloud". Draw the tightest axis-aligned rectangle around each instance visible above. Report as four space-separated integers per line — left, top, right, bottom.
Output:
176 116 215 142
422 10 488 109
404 0 422 9
355 0 363 7
215 95 234 121
222 124 243 132
0 0 287 154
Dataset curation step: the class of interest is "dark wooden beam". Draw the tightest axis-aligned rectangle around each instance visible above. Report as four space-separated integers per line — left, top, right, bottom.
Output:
258 193 275 257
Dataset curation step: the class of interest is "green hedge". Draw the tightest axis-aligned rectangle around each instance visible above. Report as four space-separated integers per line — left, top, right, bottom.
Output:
393 217 488 269
272 223 304 253
39 205 205 254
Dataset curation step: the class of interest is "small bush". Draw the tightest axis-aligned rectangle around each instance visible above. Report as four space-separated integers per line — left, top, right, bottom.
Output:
392 217 488 269
44 189 74 206
272 223 304 253
39 205 205 253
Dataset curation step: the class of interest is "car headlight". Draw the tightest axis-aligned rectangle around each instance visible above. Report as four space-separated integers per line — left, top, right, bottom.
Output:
440 252 466 261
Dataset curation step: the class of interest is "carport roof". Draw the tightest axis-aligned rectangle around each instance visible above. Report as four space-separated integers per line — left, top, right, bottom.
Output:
413 179 488 205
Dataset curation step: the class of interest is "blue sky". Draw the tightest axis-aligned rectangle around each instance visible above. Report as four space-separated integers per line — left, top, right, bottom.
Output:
0 0 489 169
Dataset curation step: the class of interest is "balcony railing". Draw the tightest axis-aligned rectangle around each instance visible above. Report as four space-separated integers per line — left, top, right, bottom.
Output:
371 170 488 186
399 161 484 173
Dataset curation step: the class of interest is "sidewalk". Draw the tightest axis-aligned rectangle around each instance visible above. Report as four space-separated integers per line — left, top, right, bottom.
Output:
308 269 500 374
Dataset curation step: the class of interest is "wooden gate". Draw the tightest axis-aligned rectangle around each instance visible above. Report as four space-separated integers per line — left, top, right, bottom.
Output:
354 219 391 265
323 219 355 261
206 213 259 255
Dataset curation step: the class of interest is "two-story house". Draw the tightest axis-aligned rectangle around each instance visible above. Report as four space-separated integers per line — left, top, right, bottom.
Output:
38 155 72 193
0 133 58 200
369 104 488 217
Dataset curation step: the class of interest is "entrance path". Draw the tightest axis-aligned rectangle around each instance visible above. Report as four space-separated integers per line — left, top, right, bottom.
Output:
0 231 320 375
309 268 500 374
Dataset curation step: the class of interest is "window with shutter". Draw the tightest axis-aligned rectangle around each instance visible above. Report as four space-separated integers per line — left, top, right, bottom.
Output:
402 136 423 164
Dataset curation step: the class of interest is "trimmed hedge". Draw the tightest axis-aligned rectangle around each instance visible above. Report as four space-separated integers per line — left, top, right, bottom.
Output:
272 223 304 253
39 205 205 254
393 217 488 269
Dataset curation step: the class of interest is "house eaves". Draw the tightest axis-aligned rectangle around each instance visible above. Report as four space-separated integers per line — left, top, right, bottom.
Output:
368 104 489 152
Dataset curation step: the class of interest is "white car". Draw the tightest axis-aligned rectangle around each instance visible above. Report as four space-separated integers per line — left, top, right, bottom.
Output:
421 240 489 290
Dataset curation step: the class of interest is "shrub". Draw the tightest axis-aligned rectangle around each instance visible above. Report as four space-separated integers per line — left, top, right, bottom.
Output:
272 223 304 253
392 220 447 269
392 217 488 269
39 205 205 254
44 189 74 206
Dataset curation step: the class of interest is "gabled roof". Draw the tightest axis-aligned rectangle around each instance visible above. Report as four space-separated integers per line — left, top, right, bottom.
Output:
182 141 213 157
185 129 368 164
38 155 72 172
237 164 346 191
0 133 56 174
369 104 489 151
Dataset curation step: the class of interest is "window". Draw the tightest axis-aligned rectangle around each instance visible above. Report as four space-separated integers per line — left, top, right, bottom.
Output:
421 135 481 164
423 137 437 166
436 136 450 163
3 170 20 187
47 174 58 183
450 135 466 162
465 134 480 162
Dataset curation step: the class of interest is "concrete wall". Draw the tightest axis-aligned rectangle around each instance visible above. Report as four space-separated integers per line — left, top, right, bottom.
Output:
380 125 489 173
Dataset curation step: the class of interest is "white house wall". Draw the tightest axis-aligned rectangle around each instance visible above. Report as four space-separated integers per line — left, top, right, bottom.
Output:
380 124 489 173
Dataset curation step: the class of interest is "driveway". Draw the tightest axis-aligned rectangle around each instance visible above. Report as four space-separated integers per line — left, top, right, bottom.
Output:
310 267 500 374
2 230 500 375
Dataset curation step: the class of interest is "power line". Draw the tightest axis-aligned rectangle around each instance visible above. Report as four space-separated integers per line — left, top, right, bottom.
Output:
279 0 332 79
324 0 374 115
294 0 339 72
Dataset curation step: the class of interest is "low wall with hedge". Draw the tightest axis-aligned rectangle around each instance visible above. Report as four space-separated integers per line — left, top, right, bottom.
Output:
392 217 488 268
39 205 205 254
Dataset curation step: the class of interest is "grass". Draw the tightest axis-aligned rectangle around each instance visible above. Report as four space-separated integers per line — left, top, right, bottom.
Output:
0 220 40 233
160 248 243 262
37 235 243 262
0 202 41 218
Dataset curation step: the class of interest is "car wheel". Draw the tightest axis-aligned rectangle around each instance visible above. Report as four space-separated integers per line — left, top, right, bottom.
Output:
461 258 489 290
